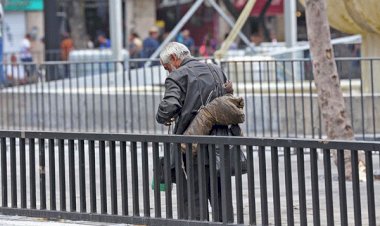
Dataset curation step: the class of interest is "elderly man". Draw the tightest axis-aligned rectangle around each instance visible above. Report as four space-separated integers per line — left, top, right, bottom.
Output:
156 42 234 222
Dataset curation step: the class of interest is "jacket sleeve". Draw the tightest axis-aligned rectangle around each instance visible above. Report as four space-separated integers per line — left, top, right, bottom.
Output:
156 77 184 124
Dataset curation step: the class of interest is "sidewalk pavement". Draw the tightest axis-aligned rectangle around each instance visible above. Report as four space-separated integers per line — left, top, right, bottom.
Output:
0 215 133 226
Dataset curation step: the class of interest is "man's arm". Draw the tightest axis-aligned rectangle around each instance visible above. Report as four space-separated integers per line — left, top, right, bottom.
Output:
156 77 184 124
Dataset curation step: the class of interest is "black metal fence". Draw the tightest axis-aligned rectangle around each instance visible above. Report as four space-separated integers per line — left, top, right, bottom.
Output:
0 130 378 225
1 57 380 140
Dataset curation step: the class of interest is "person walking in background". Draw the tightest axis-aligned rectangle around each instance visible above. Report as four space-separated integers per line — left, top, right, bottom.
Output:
199 34 217 57
142 26 160 59
97 34 111 49
60 32 74 78
180 29 195 54
20 33 35 77
5 54 25 85
60 32 74 61
129 32 143 58
129 32 143 68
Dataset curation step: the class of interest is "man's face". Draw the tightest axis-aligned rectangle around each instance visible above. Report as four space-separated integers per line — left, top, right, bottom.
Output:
161 55 180 73
161 61 176 73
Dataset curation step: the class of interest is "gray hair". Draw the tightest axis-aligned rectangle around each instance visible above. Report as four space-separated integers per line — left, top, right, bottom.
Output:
159 42 191 64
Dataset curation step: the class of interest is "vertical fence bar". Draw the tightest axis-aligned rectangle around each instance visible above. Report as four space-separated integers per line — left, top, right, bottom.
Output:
267 61 273 137
10 138 17 208
39 138 46 210
29 138 36 209
120 141 128 215
88 140 96 213
164 142 172 218
284 147 294 226
186 143 195 220
109 140 117 215
77 64 81 131
234 145 244 224
131 141 139 216
152 142 161 218
308 60 315 138
323 149 334 226
115 63 120 133
69 66 74 131
48 139 56 210
247 146 256 225
79 140 86 212
275 62 281 137
242 60 249 135
68 139 76 212
337 149 348 226
1 137 7 207
271 146 281 225
141 142 150 217
365 151 376 226
258 145 268 225
299 61 306 137
351 150 362 226
198 144 208 221
283 62 289 137
208 144 220 222
58 139 66 211
99 140 107 214
122 63 127 133
99 62 104 132
297 147 307 225
91 63 96 132
84 63 89 132
370 60 376 139
310 148 320 226
291 61 298 137
258 62 265 137
106 62 111 132
143 67 149 133
128 66 134 133
20 138 26 208
175 143 184 219
250 61 258 136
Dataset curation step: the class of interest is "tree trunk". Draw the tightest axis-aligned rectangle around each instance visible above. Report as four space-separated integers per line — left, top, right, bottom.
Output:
304 0 365 180
66 0 88 49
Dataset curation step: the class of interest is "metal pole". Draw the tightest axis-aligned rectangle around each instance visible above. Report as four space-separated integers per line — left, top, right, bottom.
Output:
109 0 123 61
146 0 204 66
207 0 254 51
284 0 297 48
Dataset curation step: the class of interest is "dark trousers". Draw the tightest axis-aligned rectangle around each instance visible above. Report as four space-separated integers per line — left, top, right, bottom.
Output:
178 155 233 222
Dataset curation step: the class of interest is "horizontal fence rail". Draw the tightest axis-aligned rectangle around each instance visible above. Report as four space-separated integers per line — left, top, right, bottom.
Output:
1 57 380 140
0 131 378 225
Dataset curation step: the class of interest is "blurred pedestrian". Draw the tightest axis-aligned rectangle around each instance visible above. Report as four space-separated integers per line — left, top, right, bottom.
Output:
60 32 74 61
142 26 160 59
129 32 143 58
5 54 26 85
180 29 195 54
20 33 33 63
20 33 35 77
97 34 111 49
129 32 143 68
199 34 216 57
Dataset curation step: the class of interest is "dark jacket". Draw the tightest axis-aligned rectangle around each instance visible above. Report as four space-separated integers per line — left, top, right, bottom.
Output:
156 57 228 135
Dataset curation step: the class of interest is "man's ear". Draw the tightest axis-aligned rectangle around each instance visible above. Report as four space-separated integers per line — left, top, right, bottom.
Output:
169 54 177 62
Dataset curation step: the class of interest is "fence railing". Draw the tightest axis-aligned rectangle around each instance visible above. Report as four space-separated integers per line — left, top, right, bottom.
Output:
1 57 380 140
0 130 378 225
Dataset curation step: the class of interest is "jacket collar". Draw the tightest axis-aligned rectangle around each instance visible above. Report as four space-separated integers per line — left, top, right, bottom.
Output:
180 57 196 67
